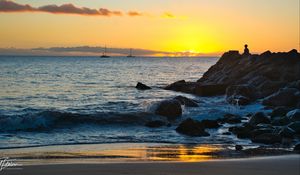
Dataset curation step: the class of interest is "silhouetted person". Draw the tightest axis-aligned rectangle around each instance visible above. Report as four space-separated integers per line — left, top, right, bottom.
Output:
243 44 250 56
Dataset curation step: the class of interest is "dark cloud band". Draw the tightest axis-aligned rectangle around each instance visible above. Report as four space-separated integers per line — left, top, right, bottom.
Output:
0 0 142 17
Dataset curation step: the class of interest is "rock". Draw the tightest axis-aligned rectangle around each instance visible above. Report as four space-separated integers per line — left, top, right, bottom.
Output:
219 114 242 124
262 88 298 107
176 118 210 137
260 50 272 57
251 133 282 144
226 85 256 105
229 125 254 139
200 119 221 129
271 116 290 126
286 109 300 122
250 128 274 138
164 80 195 94
287 80 300 90
235 145 243 151
155 100 182 120
294 143 300 153
270 107 290 118
194 84 228 96
278 127 295 138
145 120 167 128
174 96 198 107
288 122 300 134
136 82 151 90
249 112 271 126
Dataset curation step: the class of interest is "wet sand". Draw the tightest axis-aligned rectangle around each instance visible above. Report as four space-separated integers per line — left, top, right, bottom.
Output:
2 155 299 175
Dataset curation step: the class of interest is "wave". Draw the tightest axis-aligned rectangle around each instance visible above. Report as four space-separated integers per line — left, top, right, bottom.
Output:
0 110 164 132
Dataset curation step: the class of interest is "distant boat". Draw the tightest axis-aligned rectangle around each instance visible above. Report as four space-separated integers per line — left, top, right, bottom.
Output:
127 48 135 58
100 46 110 58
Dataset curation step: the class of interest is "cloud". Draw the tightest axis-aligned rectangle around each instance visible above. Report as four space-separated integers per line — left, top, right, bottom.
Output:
127 11 143 17
162 12 175 18
0 0 137 17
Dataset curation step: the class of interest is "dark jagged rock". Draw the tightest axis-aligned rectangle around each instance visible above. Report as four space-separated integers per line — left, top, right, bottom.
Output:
271 116 290 126
235 145 243 151
164 81 228 96
164 80 195 94
136 82 151 90
250 128 274 139
155 99 182 120
262 88 298 107
249 112 271 126
287 109 300 122
278 127 295 138
229 125 254 139
176 118 210 137
193 84 228 96
218 113 242 124
226 85 256 105
200 119 221 129
294 143 300 153
145 120 167 128
288 122 300 134
251 133 282 144
174 96 198 107
270 107 290 118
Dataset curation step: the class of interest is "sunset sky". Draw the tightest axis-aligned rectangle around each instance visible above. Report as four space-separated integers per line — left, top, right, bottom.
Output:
0 0 299 56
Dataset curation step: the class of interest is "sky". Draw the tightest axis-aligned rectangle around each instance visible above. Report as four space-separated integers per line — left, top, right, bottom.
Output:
0 0 299 56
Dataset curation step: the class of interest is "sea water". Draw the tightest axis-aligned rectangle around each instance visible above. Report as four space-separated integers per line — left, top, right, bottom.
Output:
0 56 265 148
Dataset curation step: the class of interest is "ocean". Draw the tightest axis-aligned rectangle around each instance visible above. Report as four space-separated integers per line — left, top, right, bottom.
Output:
0 56 265 149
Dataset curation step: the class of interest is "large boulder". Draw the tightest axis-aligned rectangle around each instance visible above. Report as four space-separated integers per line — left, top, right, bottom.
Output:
270 107 290 118
200 119 221 129
287 109 300 122
226 85 256 105
249 112 271 126
136 82 151 90
155 100 182 120
294 143 300 153
271 116 290 126
278 127 295 138
288 122 300 134
174 96 198 107
218 113 242 124
251 133 282 144
194 84 228 96
176 118 210 137
229 124 254 139
262 88 298 107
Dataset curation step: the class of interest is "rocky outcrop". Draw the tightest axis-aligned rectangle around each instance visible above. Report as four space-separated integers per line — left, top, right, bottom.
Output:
154 99 182 120
136 82 151 90
165 49 300 107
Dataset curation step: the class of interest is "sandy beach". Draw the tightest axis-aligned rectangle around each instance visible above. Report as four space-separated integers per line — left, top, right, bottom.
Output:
2 155 299 175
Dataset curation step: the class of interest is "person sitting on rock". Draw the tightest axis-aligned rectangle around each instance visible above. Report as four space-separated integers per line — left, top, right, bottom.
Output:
243 44 250 56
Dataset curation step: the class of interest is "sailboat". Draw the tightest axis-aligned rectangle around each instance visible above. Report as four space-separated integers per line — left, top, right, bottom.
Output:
100 46 110 58
127 48 135 58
